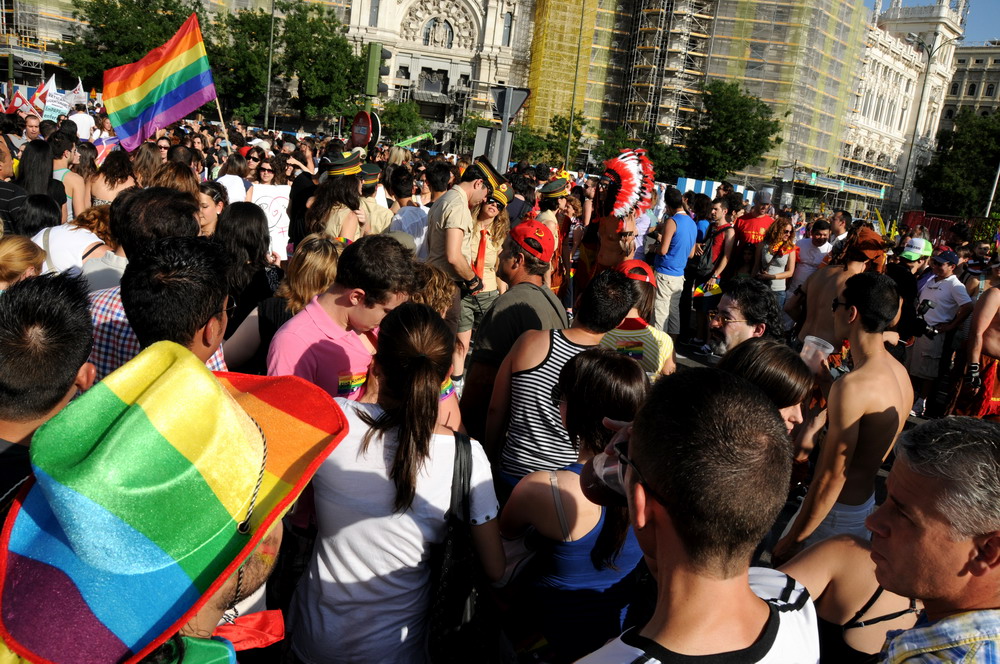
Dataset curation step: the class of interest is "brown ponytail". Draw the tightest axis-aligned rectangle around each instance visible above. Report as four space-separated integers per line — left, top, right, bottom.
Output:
359 303 454 512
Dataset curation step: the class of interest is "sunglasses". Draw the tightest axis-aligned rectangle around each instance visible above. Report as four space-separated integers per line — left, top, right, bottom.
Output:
487 199 506 212
708 310 748 325
613 439 668 506
831 298 849 312
248 156 261 162
259 168 274 173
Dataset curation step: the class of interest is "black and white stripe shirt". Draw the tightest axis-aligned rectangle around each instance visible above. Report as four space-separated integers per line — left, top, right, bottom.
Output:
500 329 595 479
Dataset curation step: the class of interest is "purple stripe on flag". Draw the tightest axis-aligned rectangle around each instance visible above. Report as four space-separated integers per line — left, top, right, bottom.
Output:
117 70 216 151
2 552 131 664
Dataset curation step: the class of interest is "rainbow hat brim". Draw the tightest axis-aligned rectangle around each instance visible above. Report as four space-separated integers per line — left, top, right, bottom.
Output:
0 342 347 664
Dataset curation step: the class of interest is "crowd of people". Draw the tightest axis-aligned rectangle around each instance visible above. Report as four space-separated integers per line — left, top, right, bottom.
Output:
0 108 999 664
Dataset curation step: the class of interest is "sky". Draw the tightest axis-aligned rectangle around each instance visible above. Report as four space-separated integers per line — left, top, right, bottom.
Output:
863 0 1000 43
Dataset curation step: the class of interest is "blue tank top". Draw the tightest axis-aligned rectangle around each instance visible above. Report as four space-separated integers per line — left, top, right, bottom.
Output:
534 464 643 591
654 212 697 277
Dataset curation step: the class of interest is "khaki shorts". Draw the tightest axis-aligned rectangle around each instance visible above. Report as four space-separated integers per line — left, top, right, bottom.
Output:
458 290 499 333
906 333 946 380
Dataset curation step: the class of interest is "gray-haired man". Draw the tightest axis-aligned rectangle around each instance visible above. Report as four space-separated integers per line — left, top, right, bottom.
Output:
866 417 1000 661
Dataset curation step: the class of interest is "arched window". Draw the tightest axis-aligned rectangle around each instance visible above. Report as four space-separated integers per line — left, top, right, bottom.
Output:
968 83 977 96
502 12 513 47
950 82 959 95
987 83 996 97
423 18 454 48
945 108 954 119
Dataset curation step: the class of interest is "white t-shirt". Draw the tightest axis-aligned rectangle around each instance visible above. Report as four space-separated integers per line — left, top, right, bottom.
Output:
216 173 250 208
70 112 96 140
32 224 103 274
249 182 291 260
289 399 499 664
577 568 819 664
390 206 430 259
918 273 973 327
788 238 831 292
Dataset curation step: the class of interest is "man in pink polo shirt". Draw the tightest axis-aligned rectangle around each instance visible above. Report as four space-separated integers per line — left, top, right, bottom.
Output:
267 234 415 399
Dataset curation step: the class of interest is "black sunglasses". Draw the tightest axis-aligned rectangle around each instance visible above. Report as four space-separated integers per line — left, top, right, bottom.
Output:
487 199 506 212
831 298 849 312
258 167 274 173
248 156 261 162
614 439 668 506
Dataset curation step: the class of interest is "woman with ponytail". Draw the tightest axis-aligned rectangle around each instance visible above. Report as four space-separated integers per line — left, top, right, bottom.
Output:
289 303 504 664
500 348 648 662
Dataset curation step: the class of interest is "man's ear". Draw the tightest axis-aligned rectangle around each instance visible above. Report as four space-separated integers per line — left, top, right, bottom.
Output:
751 322 767 338
74 362 97 393
347 288 367 306
969 532 1000 576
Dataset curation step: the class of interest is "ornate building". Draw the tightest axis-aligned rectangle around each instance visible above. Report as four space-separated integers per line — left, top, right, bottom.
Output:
940 42 1000 132
342 0 534 145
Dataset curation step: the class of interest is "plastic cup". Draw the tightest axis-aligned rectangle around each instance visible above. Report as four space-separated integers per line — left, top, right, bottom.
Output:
800 335 835 374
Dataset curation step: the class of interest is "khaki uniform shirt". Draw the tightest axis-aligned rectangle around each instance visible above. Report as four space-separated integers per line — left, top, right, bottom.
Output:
426 186 474 281
360 197 394 235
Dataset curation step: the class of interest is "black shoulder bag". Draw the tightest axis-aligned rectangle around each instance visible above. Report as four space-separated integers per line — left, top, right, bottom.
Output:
426 432 493 663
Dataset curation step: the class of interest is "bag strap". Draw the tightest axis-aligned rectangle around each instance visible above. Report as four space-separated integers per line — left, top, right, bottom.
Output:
548 471 571 541
451 431 473 524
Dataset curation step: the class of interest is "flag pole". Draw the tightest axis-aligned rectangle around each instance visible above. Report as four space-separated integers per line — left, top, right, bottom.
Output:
215 98 225 138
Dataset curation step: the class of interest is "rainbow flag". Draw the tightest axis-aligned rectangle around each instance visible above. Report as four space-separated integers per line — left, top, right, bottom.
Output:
103 13 216 152
92 137 120 166
693 282 722 297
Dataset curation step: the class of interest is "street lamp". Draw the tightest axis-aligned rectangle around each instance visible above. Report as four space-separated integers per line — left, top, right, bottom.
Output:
894 31 962 222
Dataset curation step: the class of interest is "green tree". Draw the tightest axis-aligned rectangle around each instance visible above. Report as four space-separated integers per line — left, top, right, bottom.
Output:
205 9 276 123
511 124 553 164
61 0 204 87
278 1 365 121
592 126 635 163
684 80 782 180
644 136 688 181
378 100 430 145
546 111 590 166
456 112 494 153
915 109 1000 217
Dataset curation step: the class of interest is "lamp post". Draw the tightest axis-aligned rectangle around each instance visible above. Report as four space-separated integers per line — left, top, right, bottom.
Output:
263 0 277 129
894 31 962 223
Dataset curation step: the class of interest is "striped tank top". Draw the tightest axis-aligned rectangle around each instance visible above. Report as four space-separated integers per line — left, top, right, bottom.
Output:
501 329 595 479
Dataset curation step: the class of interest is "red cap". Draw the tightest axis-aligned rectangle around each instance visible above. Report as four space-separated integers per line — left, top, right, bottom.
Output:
238 146 252 157
614 259 655 285
510 220 555 263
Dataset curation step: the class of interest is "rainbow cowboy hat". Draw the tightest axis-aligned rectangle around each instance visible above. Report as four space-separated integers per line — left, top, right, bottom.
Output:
0 342 347 663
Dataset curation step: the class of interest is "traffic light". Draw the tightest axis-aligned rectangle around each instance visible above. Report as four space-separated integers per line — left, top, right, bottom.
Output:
365 42 391 98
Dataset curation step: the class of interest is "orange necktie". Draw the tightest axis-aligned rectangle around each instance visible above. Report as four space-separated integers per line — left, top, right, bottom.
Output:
472 229 488 279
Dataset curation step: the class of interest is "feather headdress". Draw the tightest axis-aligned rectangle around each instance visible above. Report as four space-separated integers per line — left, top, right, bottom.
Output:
601 149 655 218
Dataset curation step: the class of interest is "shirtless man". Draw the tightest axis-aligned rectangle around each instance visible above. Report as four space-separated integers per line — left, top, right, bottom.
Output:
960 285 1000 419
793 227 884 346
773 272 912 565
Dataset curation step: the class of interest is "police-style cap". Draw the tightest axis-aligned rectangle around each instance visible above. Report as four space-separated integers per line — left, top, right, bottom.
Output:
326 152 363 177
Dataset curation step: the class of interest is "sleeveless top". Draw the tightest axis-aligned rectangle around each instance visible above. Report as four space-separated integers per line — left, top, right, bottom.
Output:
501 330 594 478
816 586 917 663
92 197 113 206
53 168 73 222
322 205 359 241
534 464 643 591
761 244 791 291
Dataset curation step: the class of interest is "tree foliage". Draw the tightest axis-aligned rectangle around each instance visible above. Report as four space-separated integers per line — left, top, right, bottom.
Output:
592 126 634 164
915 109 1000 217
644 138 687 182
61 0 204 88
545 111 590 167
378 100 430 145
511 124 553 164
64 0 365 123
205 9 275 123
277 1 365 121
684 80 782 180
